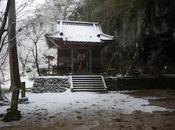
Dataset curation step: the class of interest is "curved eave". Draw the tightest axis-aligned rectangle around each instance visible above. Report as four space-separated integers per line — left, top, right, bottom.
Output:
45 34 63 48
100 33 114 39
45 34 114 49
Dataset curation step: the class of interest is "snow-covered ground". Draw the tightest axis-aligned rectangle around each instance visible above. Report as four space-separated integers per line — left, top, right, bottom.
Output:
0 90 173 128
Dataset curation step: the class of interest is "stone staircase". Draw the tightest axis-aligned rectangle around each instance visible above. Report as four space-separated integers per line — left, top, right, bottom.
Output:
70 75 107 92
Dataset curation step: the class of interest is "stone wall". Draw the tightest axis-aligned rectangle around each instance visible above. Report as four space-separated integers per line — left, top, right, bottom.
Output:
106 76 175 91
32 76 70 93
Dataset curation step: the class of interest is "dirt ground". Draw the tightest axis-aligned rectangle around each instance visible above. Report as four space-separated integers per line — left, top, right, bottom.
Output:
1 89 175 130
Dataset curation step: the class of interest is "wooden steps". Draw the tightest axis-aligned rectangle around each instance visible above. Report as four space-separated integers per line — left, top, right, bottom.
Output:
70 75 107 92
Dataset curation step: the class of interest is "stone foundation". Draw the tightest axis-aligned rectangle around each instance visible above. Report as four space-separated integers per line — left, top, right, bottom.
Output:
106 76 175 91
32 76 70 93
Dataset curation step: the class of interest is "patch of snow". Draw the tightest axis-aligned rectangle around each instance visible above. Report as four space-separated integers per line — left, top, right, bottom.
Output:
109 74 123 79
39 64 48 69
0 90 173 128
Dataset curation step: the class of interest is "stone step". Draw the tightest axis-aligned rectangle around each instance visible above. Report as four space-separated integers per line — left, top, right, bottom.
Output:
73 82 103 84
72 76 101 79
73 84 104 87
71 75 107 92
73 87 105 89
72 88 107 92
72 75 101 77
73 78 101 81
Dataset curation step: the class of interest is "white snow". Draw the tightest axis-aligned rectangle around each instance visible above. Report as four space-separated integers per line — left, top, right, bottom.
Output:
0 90 173 128
36 76 68 79
39 64 48 69
16 0 46 20
52 21 114 43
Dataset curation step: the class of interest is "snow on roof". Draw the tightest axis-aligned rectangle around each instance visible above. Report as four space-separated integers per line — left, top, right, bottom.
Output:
49 20 114 43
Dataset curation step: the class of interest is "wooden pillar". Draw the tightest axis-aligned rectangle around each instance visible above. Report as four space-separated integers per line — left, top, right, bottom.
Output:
89 48 92 73
71 49 74 73
100 48 103 71
57 48 59 66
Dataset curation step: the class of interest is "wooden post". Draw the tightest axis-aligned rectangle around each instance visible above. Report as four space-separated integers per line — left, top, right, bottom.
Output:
89 48 92 73
18 82 28 105
21 82 26 98
71 49 74 73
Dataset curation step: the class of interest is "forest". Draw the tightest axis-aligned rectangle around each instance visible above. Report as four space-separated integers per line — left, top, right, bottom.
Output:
70 0 175 74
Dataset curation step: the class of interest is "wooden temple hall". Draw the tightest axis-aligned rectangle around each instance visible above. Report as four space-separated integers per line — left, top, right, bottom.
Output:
45 20 114 74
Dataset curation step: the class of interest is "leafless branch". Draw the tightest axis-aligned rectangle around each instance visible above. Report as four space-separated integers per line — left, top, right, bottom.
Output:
0 48 8 66
0 31 8 52
0 0 10 41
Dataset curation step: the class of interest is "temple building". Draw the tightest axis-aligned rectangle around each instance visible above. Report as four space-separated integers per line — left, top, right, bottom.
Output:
45 20 114 74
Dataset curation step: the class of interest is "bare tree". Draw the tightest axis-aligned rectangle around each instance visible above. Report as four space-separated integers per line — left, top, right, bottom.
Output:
18 49 31 76
0 0 34 66
0 0 10 68
0 0 10 106
0 0 10 43
22 16 46 76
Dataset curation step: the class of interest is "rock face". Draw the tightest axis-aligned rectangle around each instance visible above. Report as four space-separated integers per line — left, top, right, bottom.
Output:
32 77 70 93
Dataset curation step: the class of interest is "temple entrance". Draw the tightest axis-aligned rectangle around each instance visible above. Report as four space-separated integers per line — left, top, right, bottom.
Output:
74 49 90 73
46 20 114 74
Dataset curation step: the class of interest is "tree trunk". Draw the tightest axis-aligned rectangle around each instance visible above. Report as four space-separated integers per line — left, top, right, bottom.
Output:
34 43 40 76
3 0 21 122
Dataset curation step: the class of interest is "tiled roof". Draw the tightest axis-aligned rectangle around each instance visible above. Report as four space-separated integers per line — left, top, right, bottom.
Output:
49 20 114 43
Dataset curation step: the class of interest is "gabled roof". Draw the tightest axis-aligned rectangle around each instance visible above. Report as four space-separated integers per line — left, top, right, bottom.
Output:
45 20 114 48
